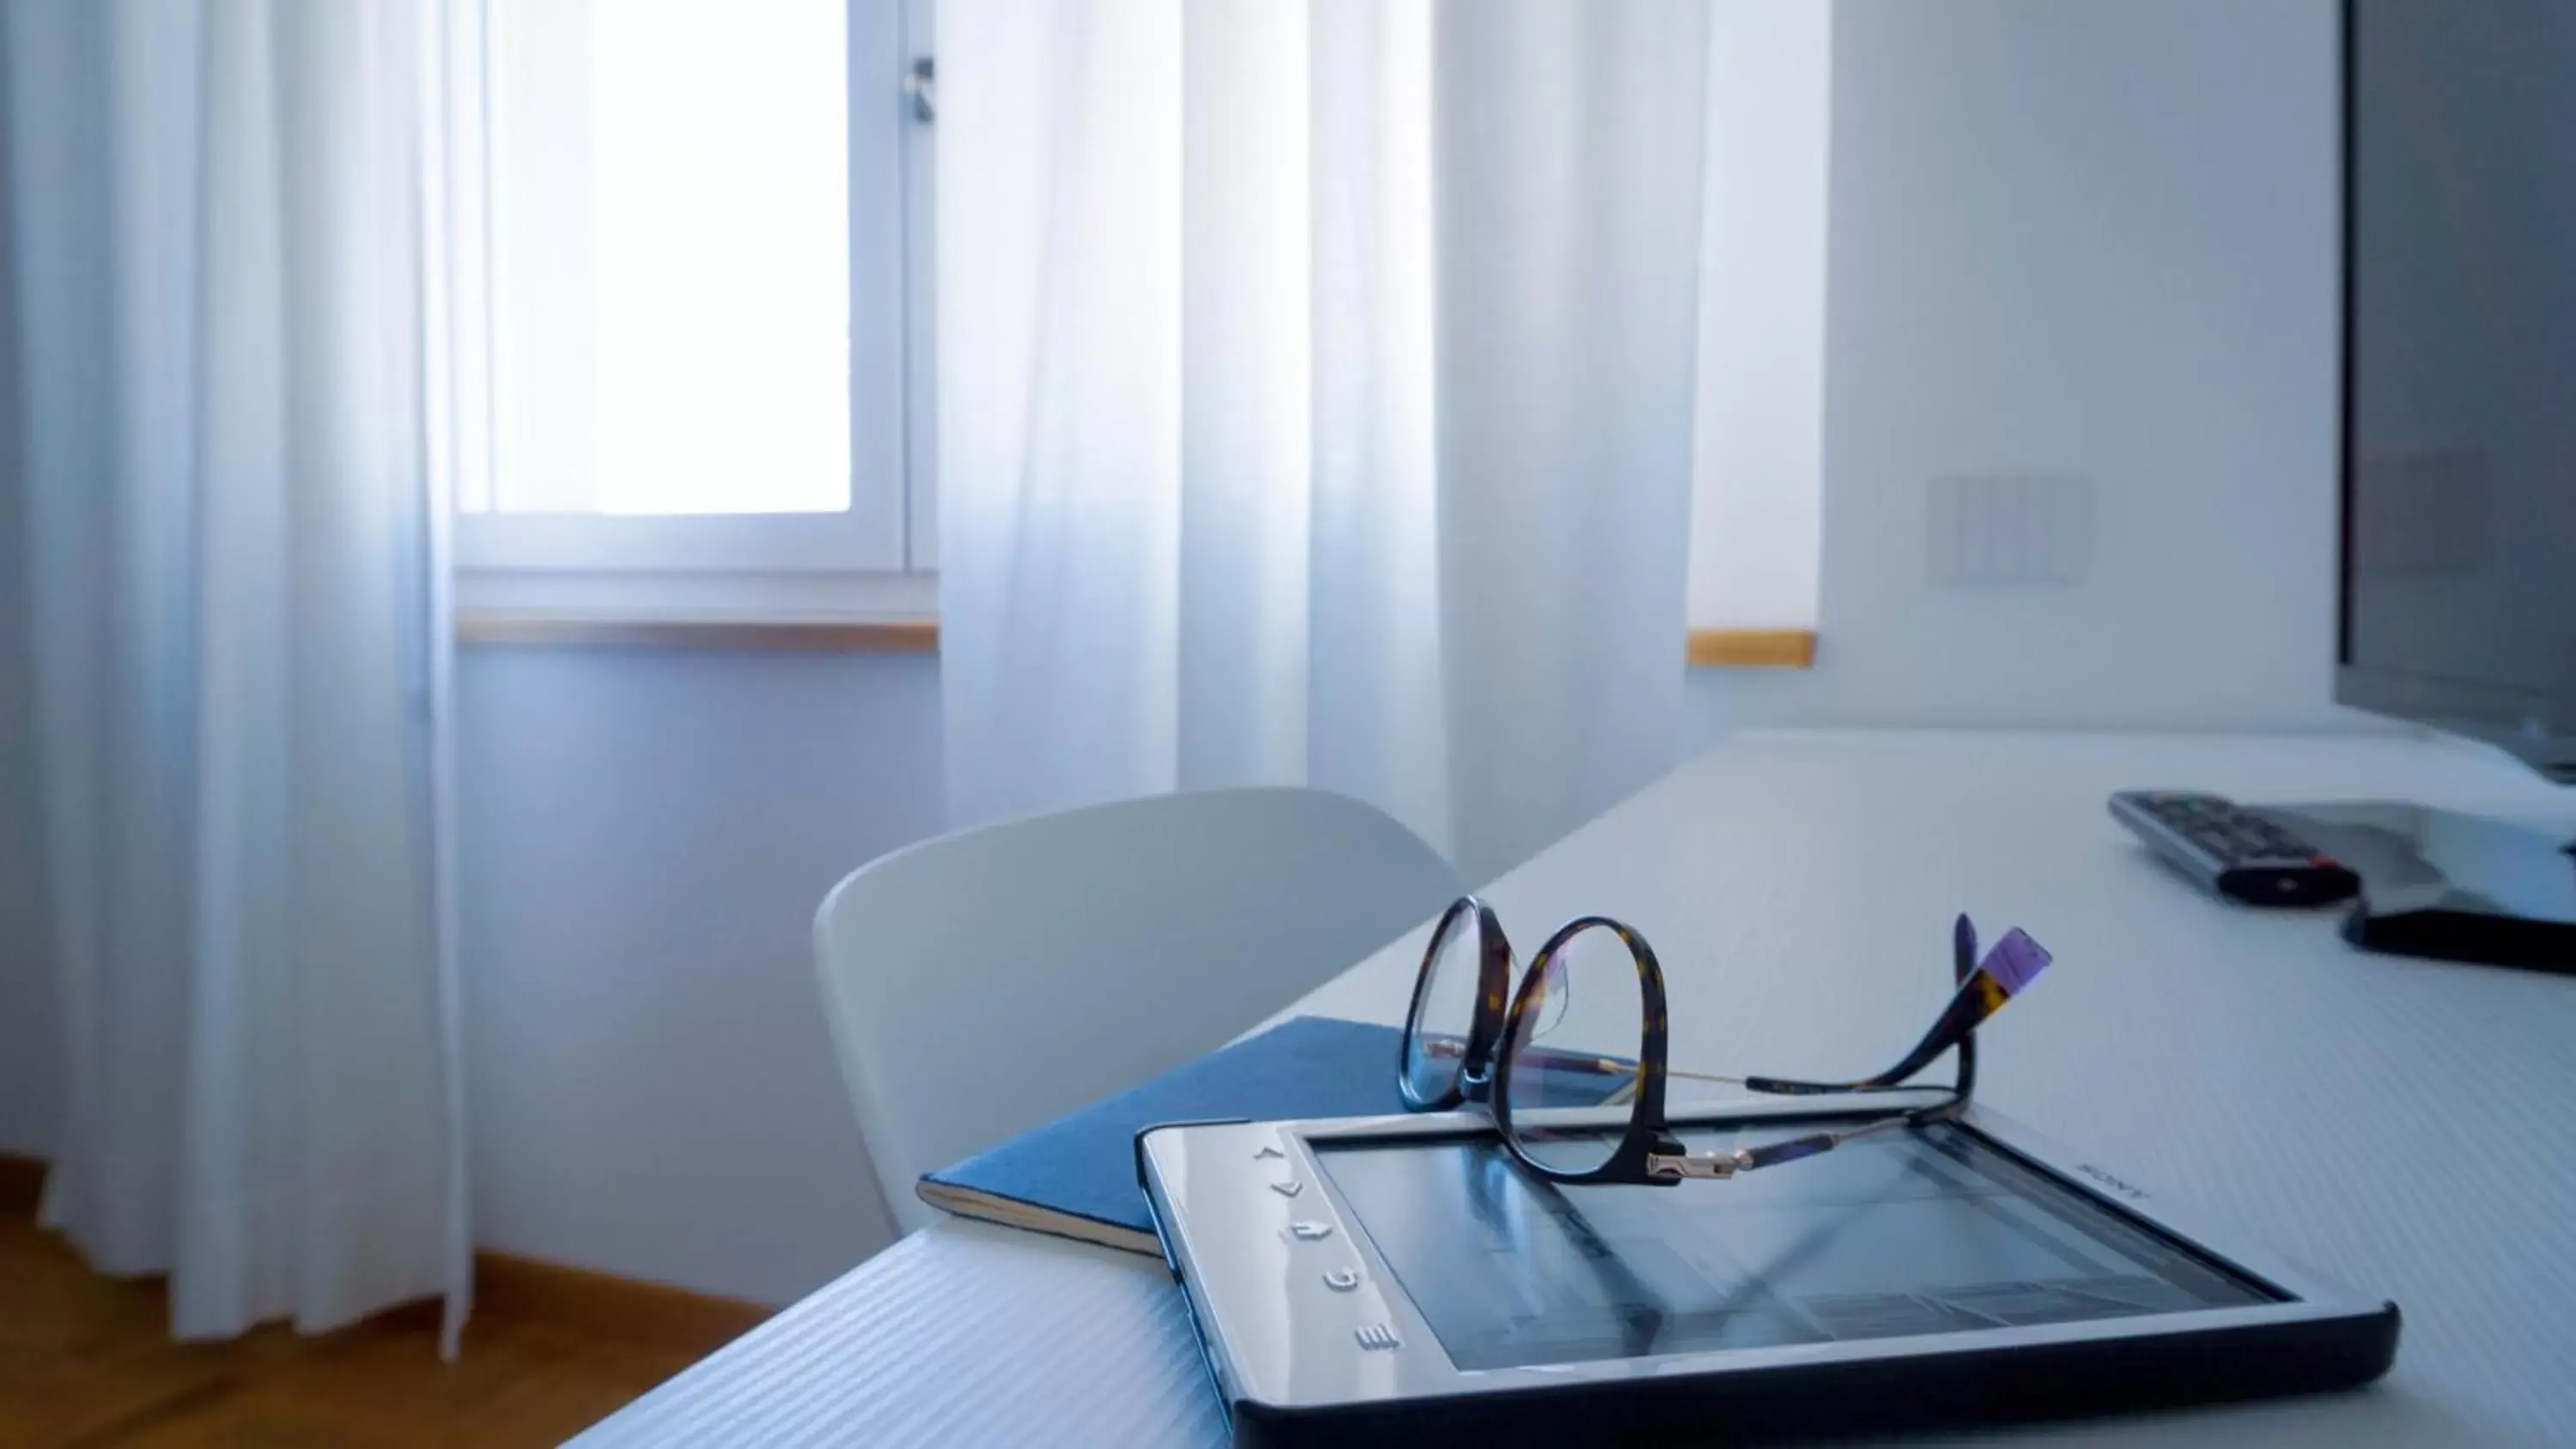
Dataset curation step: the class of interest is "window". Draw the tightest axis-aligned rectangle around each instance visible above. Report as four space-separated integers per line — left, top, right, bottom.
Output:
443 0 934 621
433 0 1814 649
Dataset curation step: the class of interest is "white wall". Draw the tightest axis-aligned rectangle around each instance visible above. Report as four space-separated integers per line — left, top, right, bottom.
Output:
1700 0 2366 733
457 646 934 1303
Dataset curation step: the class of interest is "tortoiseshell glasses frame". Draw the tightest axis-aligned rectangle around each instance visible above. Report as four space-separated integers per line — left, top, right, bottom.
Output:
1396 897 2052 1186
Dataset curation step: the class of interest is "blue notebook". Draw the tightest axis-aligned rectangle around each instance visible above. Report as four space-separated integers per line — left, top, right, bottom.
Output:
916 1016 1406 1255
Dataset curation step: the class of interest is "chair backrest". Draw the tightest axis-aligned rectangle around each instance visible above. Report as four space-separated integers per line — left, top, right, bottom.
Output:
814 787 1464 1235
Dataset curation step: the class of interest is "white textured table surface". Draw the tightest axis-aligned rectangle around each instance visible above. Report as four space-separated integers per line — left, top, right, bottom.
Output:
578 731 2576 1446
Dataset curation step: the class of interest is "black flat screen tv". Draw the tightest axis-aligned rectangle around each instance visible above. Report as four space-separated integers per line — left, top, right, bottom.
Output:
2339 0 2576 783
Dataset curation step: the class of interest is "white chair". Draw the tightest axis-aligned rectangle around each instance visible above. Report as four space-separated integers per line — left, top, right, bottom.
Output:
814 787 1466 1236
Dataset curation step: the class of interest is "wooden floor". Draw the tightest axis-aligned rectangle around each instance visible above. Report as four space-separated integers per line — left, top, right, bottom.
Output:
0 1213 699 1447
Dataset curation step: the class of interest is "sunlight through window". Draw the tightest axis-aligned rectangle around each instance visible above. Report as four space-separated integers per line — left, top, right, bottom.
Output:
479 0 850 517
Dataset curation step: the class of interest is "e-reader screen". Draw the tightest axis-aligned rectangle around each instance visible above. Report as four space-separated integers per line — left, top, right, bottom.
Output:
1311 1119 2277 1373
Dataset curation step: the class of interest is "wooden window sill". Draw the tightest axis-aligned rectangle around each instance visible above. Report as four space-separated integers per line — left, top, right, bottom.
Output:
455 613 940 653
457 615 1814 670
1684 627 1817 670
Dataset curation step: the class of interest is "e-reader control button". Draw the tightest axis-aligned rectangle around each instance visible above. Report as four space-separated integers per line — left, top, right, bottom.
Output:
1354 1323 1401 1351
1323 1268 1361 1292
1270 1179 1303 1198
1289 1221 1334 1241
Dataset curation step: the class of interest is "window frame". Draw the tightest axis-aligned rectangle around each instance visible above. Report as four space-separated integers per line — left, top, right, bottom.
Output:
450 0 936 623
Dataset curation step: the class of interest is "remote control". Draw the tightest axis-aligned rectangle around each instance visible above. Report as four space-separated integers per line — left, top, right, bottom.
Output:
2108 791 2363 906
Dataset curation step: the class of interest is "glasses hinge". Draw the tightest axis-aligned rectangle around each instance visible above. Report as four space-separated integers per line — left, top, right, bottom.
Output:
1646 1151 1740 1181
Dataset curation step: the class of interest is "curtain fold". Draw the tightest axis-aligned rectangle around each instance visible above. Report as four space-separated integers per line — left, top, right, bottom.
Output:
3 0 468 1348
939 0 1710 882
1430 0 1709 878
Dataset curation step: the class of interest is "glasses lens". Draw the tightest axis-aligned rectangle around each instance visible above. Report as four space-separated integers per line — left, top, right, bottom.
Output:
1501 922 1646 1175
1402 904 1489 1106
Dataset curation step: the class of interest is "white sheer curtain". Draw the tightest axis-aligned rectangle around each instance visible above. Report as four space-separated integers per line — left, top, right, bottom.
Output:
939 0 1712 882
2 0 470 1349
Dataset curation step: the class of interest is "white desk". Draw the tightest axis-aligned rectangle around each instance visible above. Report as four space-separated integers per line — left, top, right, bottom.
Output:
579 731 2576 1446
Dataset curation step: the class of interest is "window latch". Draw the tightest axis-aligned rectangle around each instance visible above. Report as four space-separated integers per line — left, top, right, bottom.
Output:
905 57 935 124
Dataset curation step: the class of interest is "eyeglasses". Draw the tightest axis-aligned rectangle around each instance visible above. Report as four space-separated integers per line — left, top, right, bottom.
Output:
1397 898 2051 1185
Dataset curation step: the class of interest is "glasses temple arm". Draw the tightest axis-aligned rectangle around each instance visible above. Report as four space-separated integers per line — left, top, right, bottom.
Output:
1647 1100 1952 1179
1742 921 2047 1098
